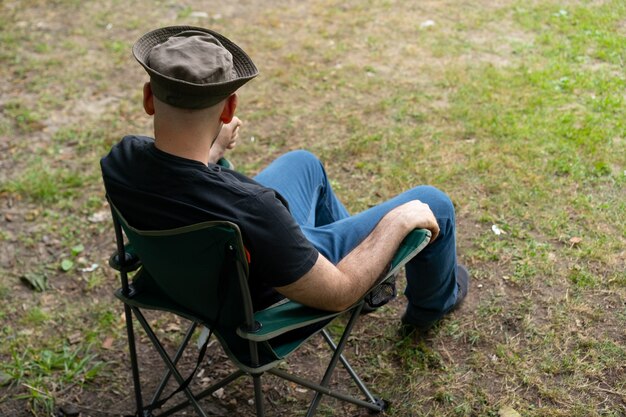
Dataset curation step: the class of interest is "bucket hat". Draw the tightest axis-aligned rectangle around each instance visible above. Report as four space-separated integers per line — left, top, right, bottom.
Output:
133 26 258 109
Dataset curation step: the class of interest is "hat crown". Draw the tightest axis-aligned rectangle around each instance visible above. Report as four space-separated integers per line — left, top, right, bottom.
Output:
133 26 258 109
147 31 235 85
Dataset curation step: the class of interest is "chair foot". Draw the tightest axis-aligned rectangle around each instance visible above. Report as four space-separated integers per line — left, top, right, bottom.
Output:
368 398 389 414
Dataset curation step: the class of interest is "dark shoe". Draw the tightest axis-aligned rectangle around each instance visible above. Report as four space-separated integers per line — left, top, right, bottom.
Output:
400 264 470 332
450 264 469 312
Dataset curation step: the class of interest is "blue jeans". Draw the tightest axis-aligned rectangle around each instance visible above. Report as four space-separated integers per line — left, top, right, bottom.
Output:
255 150 459 327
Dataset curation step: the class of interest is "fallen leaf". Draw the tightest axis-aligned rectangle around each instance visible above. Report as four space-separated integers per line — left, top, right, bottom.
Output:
88 211 110 223
102 336 114 349
165 323 182 332
569 236 582 246
60 259 74 272
491 224 505 235
499 405 521 417
20 272 48 292
24 209 39 221
80 263 99 272
213 387 225 399
68 332 82 345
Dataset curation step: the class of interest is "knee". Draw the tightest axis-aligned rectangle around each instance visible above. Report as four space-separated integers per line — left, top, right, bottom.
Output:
283 149 320 164
281 149 324 175
413 185 455 221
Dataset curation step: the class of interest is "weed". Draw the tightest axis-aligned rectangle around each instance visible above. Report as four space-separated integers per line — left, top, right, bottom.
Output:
22 307 50 326
1 344 103 414
3 100 43 133
0 283 8 300
2 162 88 203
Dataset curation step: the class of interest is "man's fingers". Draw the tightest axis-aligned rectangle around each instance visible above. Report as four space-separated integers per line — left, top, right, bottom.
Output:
231 117 242 130
405 200 439 243
429 224 440 243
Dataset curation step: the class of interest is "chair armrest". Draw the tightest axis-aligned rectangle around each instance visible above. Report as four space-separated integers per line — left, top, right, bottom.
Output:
237 229 431 342
237 300 342 342
388 228 431 277
217 157 235 170
108 243 142 272
358 228 431 308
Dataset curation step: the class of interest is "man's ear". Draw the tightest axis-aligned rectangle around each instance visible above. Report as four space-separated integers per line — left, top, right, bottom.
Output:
143 82 155 115
219 94 238 123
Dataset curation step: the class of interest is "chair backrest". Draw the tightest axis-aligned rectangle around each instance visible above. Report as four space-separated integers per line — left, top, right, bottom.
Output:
110 201 252 328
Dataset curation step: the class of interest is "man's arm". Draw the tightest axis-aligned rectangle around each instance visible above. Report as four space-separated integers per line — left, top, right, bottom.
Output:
275 200 440 312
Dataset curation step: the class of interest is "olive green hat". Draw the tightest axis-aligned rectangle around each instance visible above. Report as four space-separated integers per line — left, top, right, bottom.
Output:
133 26 258 109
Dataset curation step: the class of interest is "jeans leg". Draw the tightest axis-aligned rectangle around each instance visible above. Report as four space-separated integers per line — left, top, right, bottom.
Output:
255 151 458 324
304 185 458 325
254 150 350 227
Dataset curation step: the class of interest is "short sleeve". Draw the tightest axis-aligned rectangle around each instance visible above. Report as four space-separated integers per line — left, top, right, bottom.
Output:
236 190 319 287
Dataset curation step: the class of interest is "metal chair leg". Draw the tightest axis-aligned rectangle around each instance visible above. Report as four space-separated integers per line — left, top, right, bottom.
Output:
253 374 265 417
321 329 377 403
133 308 209 417
269 368 384 412
124 303 146 416
150 323 198 405
306 305 364 417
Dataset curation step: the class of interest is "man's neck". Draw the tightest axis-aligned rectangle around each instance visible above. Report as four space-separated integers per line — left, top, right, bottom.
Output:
153 121 219 165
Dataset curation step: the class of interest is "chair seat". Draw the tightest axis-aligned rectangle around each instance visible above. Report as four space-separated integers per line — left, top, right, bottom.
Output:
116 268 342 373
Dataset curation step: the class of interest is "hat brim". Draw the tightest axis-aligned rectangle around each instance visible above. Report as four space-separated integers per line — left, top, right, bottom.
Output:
133 26 258 109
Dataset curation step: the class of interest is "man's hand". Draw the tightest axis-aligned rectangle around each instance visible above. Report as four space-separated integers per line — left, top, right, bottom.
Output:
390 200 440 243
208 116 242 163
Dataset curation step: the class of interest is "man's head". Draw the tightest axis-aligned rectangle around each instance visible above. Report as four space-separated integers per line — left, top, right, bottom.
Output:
133 26 258 110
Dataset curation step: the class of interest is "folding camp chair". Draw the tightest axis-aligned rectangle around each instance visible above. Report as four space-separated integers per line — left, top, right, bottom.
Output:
107 198 431 417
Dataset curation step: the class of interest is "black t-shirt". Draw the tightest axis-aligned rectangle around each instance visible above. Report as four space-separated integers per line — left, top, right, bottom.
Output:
101 135 319 310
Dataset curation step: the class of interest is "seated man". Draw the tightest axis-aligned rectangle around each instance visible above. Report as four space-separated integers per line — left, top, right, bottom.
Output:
101 26 468 332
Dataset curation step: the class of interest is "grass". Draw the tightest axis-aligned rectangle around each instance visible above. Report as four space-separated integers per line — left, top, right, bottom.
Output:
0 0 624 416
1 345 103 415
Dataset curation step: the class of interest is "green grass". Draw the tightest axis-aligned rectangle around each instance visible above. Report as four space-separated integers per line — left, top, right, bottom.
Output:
0 0 624 416
1 163 89 203
1 345 103 415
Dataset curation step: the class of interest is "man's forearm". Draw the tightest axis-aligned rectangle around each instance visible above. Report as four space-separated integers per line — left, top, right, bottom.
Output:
207 145 226 164
333 209 413 308
275 200 438 311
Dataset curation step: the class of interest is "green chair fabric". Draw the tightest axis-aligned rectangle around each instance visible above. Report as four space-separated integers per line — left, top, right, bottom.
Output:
107 198 431 417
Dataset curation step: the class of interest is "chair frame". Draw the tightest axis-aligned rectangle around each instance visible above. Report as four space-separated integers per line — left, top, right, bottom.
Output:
108 200 429 417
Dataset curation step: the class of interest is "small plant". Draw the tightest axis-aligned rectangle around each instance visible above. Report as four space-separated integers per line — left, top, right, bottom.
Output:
3 100 44 132
1 344 104 415
2 163 88 204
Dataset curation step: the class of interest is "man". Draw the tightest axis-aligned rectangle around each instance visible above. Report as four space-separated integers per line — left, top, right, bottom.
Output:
101 26 468 333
